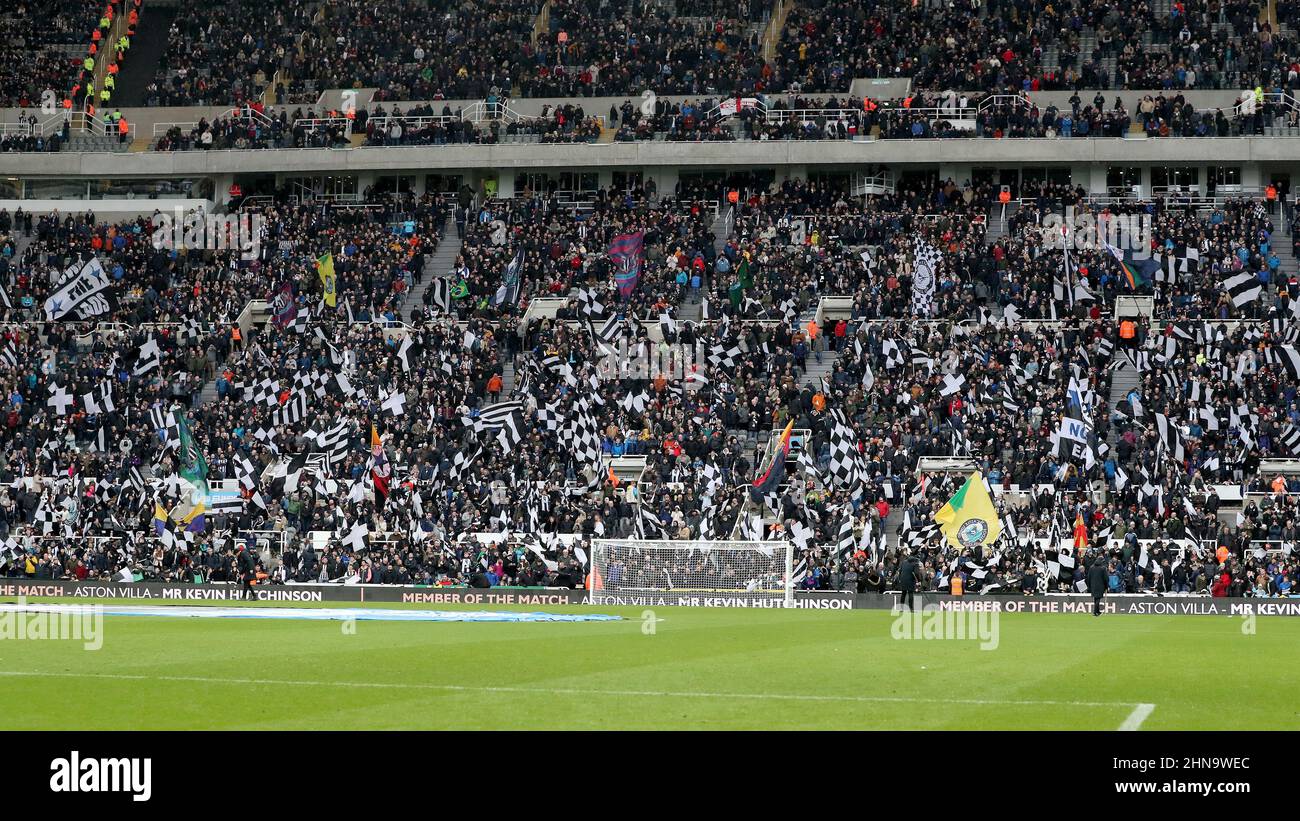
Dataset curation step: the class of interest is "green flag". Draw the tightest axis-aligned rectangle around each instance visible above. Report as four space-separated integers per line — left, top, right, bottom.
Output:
728 280 743 310
176 408 209 502
737 257 753 290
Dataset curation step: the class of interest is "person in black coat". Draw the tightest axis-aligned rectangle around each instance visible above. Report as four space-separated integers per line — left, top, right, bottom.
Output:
897 550 921 612
1087 554 1110 616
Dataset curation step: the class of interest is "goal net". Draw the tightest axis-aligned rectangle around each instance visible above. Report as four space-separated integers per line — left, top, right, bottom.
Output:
588 540 795 607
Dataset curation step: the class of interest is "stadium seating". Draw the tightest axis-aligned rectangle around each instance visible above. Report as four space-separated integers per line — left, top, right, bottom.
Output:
1 1 1298 603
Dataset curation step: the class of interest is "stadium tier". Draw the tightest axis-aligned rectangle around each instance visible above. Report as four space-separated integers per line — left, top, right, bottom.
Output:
0 0 1297 607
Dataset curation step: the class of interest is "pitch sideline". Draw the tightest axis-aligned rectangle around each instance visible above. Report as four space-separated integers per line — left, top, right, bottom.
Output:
0 670 1154 727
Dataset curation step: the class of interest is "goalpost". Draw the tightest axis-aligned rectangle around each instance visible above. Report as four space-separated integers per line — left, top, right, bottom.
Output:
588 540 796 607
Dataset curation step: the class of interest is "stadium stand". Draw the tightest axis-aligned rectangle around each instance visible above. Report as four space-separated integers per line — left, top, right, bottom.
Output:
0 0 1298 604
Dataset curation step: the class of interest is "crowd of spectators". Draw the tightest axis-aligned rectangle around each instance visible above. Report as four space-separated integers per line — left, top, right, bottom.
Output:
141 0 307 107
996 186 1300 321
0 1 103 108
24 0 1300 122
776 0 1300 95
364 102 603 146
1 177 1298 595
152 106 355 151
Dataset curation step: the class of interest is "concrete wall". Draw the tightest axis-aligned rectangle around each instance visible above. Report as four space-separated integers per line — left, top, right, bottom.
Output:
2 137 1297 179
0 198 213 218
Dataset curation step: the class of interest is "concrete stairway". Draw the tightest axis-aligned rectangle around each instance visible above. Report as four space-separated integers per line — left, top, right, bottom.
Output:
1271 201 1295 281
711 205 733 257
986 202 1018 244
1107 355 1141 449
197 377 222 407
678 292 703 323
408 216 463 312
112 4 177 106
674 203 734 323
883 501 907 549
11 229 37 267
799 346 841 390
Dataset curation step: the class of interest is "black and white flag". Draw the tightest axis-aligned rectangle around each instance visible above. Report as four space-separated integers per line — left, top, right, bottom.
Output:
1155 413 1186 463
43 257 117 321
911 236 940 317
82 381 116 414
133 337 162 376
1223 271 1263 307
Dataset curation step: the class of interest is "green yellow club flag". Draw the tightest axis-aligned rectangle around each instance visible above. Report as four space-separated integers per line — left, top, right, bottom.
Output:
317 252 337 307
933 470 1001 551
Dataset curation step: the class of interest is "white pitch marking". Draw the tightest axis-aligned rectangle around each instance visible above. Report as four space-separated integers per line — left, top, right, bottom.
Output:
1118 702 1156 731
0 670 1138 710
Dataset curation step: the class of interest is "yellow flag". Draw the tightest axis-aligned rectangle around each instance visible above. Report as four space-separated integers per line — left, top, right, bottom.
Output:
317 252 336 307
934 470 1001 551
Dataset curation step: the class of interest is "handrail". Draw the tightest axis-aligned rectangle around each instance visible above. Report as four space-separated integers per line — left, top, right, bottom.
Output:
463 100 524 123
75 113 135 140
152 120 198 136
1232 90 1300 118
368 114 457 132
766 107 864 122
0 113 68 137
531 0 552 49
295 116 352 130
761 0 789 64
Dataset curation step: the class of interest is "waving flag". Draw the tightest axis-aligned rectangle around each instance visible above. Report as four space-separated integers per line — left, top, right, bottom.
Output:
1104 240 1152 290
42 257 117 321
933 470 1001 551
610 232 645 301
174 408 210 530
370 425 391 503
1072 511 1089 551
750 420 794 503
269 282 297 329
495 247 525 306
317 252 337 307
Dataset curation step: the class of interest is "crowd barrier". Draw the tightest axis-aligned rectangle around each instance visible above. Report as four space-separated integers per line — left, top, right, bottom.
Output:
2 580 1298 615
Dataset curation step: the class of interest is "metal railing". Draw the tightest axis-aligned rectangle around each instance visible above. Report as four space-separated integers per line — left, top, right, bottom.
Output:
766 107 863 123
463 100 524 123
1 113 67 137
295 116 352 131
367 114 457 133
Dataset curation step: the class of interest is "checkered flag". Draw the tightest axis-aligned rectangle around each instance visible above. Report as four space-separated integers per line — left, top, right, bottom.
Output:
536 402 564 433
577 286 607 319
289 303 310 334
911 236 940 316
827 409 864 493
179 318 203 346
881 337 907 370
898 509 940 551
252 379 281 406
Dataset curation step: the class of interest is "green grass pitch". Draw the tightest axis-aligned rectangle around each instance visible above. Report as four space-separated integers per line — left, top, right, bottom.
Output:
0 597 1296 730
